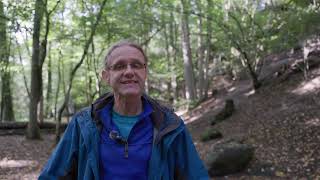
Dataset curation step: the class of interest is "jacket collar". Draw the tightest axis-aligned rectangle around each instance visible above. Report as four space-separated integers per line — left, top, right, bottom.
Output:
91 92 182 144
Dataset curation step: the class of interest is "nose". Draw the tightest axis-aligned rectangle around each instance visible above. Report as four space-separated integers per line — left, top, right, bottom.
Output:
123 64 135 77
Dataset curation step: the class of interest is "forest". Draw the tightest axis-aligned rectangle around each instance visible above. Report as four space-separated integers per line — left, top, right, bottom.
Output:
0 0 320 179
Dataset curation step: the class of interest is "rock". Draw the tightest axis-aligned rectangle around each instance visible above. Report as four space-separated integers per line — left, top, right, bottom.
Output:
211 89 218 97
200 129 222 142
206 141 254 176
211 99 234 125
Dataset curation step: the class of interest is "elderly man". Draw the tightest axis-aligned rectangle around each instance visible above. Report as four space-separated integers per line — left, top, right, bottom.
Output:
39 40 209 180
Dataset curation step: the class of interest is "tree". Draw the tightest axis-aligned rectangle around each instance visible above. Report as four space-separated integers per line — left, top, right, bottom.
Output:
45 43 52 118
55 0 108 143
26 0 44 139
195 0 206 100
180 0 196 102
0 0 15 122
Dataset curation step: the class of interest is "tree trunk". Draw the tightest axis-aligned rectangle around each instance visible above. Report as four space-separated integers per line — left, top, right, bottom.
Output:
204 0 213 99
196 0 205 100
38 95 44 124
45 46 52 118
169 12 178 100
180 0 196 102
56 0 108 144
0 0 15 122
54 49 62 121
164 23 173 102
241 50 261 89
26 0 44 139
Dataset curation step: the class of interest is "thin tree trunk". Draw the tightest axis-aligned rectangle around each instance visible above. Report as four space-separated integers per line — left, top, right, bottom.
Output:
45 45 52 118
54 49 62 122
196 0 205 100
93 43 105 97
27 0 44 139
169 12 178 100
204 0 213 99
180 0 196 102
37 0 59 124
15 38 31 98
56 0 108 144
164 23 173 102
240 48 261 89
38 95 44 124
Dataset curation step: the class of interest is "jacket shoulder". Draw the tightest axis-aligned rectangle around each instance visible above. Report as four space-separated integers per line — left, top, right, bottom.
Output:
71 107 92 122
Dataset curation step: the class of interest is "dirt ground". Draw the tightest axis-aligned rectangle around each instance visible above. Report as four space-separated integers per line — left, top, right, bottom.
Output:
1 67 320 179
187 67 320 179
0 134 55 180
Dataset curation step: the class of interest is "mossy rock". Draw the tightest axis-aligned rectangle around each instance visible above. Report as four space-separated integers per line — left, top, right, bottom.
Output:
206 141 254 176
200 129 222 142
211 99 234 125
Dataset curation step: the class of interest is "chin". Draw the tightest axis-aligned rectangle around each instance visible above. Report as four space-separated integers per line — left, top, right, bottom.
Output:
119 90 143 97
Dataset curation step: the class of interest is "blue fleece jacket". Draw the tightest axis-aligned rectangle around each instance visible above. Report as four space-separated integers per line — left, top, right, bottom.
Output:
38 94 209 180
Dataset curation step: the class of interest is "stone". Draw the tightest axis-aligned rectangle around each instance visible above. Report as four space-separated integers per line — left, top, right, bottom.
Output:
206 141 254 176
200 129 222 142
211 99 234 125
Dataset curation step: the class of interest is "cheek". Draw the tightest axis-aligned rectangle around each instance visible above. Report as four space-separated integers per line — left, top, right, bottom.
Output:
139 71 147 80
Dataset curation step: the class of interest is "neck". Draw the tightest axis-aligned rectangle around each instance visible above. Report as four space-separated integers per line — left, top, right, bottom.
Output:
113 93 143 116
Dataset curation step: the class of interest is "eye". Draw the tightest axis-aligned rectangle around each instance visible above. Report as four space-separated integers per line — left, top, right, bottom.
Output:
113 64 126 71
131 62 144 69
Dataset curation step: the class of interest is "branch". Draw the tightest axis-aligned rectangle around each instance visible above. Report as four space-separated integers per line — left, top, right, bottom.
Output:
48 0 60 15
141 26 164 46
56 0 108 142
15 38 31 98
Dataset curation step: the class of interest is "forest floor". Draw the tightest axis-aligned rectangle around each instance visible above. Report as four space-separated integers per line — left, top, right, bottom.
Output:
186 66 320 179
1 64 320 179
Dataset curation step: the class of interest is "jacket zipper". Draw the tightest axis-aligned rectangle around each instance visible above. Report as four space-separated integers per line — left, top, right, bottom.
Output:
124 140 129 158
109 130 129 158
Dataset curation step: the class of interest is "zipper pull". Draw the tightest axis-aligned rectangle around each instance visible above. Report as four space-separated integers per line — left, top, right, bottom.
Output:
124 141 129 158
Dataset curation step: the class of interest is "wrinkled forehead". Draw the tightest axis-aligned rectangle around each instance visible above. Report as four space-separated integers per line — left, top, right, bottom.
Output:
106 45 147 66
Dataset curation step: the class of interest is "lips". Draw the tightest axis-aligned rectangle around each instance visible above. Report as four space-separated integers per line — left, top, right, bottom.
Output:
121 80 138 84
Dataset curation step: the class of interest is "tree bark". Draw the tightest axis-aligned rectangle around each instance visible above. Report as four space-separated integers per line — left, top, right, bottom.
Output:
204 0 213 98
45 45 52 118
0 0 15 122
180 0 196 102
54 49 62 121
169 12 178 100
163 22 173 102
26 0 44 139
196 0 205 100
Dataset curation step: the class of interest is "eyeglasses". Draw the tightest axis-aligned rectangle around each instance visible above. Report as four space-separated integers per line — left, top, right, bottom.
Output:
107 62 146 72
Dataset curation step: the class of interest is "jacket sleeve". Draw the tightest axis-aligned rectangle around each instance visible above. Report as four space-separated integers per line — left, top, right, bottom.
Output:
173 126 210 180
38 117 80 180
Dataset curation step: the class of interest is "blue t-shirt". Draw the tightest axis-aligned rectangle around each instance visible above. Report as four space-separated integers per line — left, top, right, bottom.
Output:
111 110 139 139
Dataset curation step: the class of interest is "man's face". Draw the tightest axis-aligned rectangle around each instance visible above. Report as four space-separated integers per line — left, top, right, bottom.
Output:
102 45 147 97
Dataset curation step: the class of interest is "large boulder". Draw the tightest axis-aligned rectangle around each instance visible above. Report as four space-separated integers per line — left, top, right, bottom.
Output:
206 141 254 176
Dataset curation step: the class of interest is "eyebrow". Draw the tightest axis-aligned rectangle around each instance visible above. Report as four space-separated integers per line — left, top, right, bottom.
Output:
111 58 144 65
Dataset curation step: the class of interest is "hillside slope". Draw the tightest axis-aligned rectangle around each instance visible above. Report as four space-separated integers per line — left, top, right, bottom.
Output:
187 63 320 179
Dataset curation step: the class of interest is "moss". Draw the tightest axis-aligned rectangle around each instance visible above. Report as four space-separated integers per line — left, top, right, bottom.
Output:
200 129 222 142
211 99 234 125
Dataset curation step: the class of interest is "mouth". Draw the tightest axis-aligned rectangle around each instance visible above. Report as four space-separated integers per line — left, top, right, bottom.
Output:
121 80 138 84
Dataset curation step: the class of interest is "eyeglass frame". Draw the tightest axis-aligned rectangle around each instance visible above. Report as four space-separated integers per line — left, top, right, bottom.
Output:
106 61 146 72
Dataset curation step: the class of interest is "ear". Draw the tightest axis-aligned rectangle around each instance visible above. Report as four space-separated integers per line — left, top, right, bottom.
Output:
102 69 110 84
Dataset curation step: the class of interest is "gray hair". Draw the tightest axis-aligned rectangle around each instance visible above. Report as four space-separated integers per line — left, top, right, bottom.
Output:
104 40 148 69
